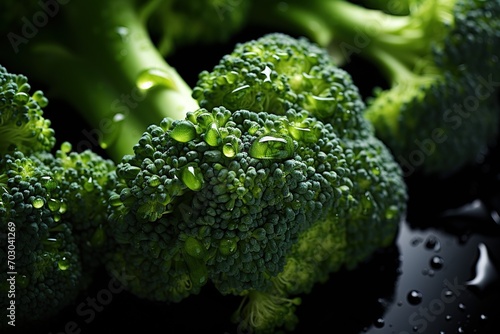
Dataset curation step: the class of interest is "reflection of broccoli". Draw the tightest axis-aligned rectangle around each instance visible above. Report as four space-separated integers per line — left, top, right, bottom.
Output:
0 65 117 331
248 0 500 175
106 33 408 333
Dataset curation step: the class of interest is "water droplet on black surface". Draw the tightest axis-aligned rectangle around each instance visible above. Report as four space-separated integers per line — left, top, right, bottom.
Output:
374 318 384 328
425 235 441 251
407 290 423 305
430 255 444 269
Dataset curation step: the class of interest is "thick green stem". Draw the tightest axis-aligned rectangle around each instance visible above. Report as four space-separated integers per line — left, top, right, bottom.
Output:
251 0 439 79
2 0 199 162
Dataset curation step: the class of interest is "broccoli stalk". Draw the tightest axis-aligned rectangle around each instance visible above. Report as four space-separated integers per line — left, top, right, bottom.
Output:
0 0 250 162
249 0 500 174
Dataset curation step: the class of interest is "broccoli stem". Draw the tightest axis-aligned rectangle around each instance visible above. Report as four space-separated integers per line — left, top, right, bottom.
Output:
251 0 448 80
5 0 199 162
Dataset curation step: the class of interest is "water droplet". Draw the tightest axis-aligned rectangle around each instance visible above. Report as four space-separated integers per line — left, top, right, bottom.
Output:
219 238 237 255
261 66 272 82
458 303 466 311
466 243 499 295
148 175 161 187
170 120 197 142
430 255 444 270
84 177 94 192
14 92 29 104
180 164 204 191
184 237 205 259
425 235 441 251
407 290 423 305
374 318 385 328
446 314 452 321
58 257 70 270
223 142 237 157
41 176 56 191
48 198 61 212
249 133 294 160
204 123 221 146
136 68 175 90
115 26 129 42
32 197 44 209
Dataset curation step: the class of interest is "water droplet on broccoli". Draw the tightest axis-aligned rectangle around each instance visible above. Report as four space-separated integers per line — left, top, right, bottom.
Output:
181 164 204 191
249 133 294 159
136 68 175 90
32 197 44 209
57 257 70 271
170 120 197 142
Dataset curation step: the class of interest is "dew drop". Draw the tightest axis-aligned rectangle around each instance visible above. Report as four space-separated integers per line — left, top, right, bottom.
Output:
373 318 385 328
48 198 61 212
57 257 69 271
425 235 441 251
14 92 29 104
136 68 175 90
204 123 221 146
430 255 444 270
223 143 237 158
170 120 196 142
407 290 423 305
249 133 294 160
32 197 44 209
219 238 237 255
180 164 204 191
84 177 94 192
148 175 161 187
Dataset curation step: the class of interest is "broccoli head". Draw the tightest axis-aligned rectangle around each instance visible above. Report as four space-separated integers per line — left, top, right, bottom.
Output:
193 33 369 139
0 65 55 155
188 33 407 333
107 106 347 301
105 33 407 333
0 142 117 330
247 0 500 175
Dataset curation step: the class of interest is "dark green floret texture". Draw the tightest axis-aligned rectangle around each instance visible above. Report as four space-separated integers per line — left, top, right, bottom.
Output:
105 34 407 333
0 65 55 155
0 143 117 329
193 33 369 139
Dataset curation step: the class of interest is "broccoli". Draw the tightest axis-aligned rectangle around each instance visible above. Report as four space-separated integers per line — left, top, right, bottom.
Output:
0 65 117 331
105 33 408 333
248 0 500 175
0 65 55 155
0 0 251 162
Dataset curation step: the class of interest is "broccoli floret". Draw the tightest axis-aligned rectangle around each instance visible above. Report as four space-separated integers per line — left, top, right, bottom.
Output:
248 0 500 175
107 106 346 300
105 33 407 333
0 64 117 330
0 0 251 162
190 33 407 332
193 33 369 139
0 65 55 155
0 143 117 330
